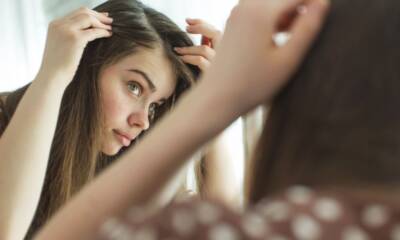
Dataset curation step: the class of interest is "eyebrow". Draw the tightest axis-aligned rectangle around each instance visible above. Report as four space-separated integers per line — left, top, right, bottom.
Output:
127 69 156 92
127 69 167 104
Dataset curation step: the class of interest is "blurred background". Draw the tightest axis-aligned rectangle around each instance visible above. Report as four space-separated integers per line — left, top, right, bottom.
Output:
0 0 237 91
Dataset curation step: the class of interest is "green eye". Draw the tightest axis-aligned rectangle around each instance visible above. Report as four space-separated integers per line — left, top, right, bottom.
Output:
127 81 142 96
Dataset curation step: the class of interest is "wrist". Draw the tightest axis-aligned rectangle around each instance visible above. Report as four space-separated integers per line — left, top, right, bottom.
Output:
34 68 72 92
198 72 246 118
33 72 70 97
179 77 242 138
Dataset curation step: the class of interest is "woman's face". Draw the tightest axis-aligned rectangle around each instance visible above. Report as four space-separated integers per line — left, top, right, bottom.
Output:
99 47 176 156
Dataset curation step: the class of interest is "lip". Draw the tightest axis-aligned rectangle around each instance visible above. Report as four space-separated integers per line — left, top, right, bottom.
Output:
113 130 135 147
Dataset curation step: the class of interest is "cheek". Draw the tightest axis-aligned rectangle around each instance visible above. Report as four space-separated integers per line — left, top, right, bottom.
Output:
101 90 129 128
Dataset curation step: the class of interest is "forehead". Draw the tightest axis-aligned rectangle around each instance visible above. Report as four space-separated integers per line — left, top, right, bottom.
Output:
111 47 177 97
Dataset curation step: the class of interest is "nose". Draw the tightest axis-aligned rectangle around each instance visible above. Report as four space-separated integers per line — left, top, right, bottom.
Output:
127 106 150 131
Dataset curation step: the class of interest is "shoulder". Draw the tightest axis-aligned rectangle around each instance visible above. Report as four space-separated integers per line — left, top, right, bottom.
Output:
0 92 10 136
0 91 10 107
0 92 7 105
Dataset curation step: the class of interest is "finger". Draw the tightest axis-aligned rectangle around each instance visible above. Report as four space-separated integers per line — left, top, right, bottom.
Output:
71 13 112 31
186 22 221 39
67 7 113 24
277 4 308 31
185 18 204 25
185 21 222 47
174 45 215 60
179 55 210 71
83 28 113 42
269 0 305 23
283 0 330 62
86 8 113 24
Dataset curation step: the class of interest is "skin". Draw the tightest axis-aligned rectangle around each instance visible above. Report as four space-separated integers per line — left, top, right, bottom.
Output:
99 47 176 156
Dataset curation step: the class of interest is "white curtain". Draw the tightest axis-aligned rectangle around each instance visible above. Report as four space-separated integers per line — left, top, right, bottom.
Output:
0 0 238 91
142 0 237 39
0 0 46 92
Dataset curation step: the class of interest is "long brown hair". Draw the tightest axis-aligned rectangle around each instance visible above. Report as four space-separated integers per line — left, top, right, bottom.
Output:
247 0 400 204
1 0 199 238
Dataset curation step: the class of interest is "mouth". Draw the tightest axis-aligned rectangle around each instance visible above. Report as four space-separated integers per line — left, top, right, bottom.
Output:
113 130 134 147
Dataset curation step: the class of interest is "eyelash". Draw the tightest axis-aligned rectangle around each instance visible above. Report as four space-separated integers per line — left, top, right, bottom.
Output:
127 81 163 121
127 81 143 97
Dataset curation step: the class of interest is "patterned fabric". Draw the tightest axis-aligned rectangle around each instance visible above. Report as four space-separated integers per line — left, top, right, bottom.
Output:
97 186 400 240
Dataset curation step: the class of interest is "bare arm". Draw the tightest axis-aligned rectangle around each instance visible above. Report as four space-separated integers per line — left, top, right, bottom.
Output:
178 19 242 207
35 0 329 239
200 122 244 208
0 8 112 240
0 76 69 240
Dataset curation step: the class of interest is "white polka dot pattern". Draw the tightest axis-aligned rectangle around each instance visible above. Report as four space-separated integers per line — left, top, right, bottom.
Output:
391 224 400 240
241 211 269 238
259 200 291 222
362 204 389 228
171 208 196 236
195 201 221 224
101 218 136 240
292 214 321 240
287 186 313 205
98 187 400 240
342 226 370 240
131 227 157 240
313 197 343 222
269 235 290 240
208 223 239 240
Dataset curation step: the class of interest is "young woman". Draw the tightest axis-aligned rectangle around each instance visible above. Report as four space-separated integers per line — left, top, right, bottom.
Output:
0 0 236 239
32 0 332 239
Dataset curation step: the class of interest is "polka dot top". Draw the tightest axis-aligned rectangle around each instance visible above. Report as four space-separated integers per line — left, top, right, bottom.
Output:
97 186 400 240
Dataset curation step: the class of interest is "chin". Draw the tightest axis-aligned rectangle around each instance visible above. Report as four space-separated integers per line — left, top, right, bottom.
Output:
101 144 121 156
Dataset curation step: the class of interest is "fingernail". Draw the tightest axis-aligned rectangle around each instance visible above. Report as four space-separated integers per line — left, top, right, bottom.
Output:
297 5 308 15
101 12 109 16
174 47 182 51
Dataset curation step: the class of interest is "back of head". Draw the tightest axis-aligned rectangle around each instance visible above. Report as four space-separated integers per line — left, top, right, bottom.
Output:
247 0 400 203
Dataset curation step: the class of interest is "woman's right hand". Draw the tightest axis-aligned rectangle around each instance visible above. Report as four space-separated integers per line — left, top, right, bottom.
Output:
204 0 329 115
37 7 113 86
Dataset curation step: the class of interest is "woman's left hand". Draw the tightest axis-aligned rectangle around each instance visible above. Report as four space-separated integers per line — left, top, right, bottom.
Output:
174 19 222 71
